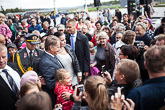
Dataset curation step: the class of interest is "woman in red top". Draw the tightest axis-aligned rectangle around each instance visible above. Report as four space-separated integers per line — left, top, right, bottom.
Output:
54 68 74 110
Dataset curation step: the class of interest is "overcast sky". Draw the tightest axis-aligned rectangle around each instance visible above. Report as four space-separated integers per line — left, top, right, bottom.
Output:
0 0 111 9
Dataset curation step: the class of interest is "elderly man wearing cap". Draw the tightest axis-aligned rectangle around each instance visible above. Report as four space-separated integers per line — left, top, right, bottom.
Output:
14 33 44 76
57 24 65 34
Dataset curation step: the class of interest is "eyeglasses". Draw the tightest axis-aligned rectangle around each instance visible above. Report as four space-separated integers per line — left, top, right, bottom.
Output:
99 38 106 40
119 53 124 56
116 37 122 39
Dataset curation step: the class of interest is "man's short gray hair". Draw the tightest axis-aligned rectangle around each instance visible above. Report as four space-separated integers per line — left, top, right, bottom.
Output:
114 23 126 32
136 22 146 30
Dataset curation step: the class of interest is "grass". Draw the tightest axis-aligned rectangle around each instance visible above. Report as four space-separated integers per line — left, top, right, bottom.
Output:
154 5 165 7
69 6 122 13
88 6 122 12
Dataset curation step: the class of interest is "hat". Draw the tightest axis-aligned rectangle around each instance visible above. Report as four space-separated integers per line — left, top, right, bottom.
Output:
57 24 65 31
17 27 23 30
20 71 38 87
7 43 17 49
24 33 39 44
17 31 25 37
40 32 47 39
144 18 152 25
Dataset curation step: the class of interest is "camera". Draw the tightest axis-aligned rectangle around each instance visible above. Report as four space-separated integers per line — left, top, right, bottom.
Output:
77 85 84 95
134 41 145 49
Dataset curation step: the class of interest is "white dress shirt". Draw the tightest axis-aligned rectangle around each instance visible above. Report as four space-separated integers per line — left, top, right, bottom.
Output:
26 47 34 57
0 65 21 90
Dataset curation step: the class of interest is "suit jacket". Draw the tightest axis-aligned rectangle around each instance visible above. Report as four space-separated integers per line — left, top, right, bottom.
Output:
14 48 44 76
64 44 81 75
39 52 63 106
0 76 18 110
66 31 90 73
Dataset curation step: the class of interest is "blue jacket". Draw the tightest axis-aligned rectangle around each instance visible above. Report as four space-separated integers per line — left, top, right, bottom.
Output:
136 33 152 46
28 24 42 33
127 77 165 110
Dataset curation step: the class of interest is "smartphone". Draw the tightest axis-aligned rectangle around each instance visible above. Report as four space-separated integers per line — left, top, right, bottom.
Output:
77 85 84 92
77 85 84 96
128 19 130 23
102 65 107 76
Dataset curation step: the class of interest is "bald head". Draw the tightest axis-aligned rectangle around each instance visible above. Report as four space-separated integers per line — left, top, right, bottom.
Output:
0 43 7 69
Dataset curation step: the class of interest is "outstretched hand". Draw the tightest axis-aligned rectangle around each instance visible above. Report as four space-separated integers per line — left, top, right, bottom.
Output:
123 98 135 110
110 87 125 110
73 86 83 102
102 71 112 85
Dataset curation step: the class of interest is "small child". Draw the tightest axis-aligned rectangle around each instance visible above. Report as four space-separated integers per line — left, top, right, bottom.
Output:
89 41 96 66
89 41 99 76
0 13 12 44
54 68 74 110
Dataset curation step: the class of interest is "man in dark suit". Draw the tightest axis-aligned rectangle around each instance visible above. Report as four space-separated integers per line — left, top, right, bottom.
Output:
0 43 20 110
14 33 44 76
39 35 63 107
66 19 90 80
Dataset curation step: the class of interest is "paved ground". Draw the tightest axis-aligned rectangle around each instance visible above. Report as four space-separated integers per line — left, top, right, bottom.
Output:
55 7 165 28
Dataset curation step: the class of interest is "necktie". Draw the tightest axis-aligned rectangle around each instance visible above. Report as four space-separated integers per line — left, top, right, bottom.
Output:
2 69 19 96
30 51 33 66
71 35 75 51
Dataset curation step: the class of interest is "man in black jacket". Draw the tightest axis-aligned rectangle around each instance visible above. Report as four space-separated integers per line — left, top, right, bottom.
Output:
66 19 90 81
104 59 141 99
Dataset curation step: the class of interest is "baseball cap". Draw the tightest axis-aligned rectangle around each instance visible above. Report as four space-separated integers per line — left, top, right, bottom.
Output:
57 24 65 31
7 43 17 49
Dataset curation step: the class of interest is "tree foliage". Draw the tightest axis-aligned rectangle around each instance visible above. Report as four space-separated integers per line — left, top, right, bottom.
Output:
0 5 24 14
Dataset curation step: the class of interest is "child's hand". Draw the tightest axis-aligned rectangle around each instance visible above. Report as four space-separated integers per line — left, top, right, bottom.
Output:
5 36 8 40
73 86 83 102
90 63 95 67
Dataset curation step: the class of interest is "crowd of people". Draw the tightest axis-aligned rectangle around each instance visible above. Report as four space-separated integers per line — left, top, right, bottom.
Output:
0 5 165 110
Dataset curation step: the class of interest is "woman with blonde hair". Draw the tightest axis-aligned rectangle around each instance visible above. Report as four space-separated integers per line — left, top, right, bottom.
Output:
72 76 109 110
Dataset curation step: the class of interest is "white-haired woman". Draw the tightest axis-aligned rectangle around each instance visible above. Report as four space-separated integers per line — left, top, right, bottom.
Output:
84 20 94 36
93 31 115 76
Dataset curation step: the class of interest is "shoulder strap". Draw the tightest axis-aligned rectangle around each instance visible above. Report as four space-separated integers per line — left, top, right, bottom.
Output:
16 53 33 74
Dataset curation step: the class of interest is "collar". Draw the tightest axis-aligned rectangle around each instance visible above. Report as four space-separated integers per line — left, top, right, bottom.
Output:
26 47 34 54
0 65 9 73
71 31 77 37
143 76 165 85
45 51 55 58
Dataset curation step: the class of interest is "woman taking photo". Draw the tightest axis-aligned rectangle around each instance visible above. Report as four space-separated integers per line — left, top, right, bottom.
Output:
94 31 115 75
54 32 82 86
